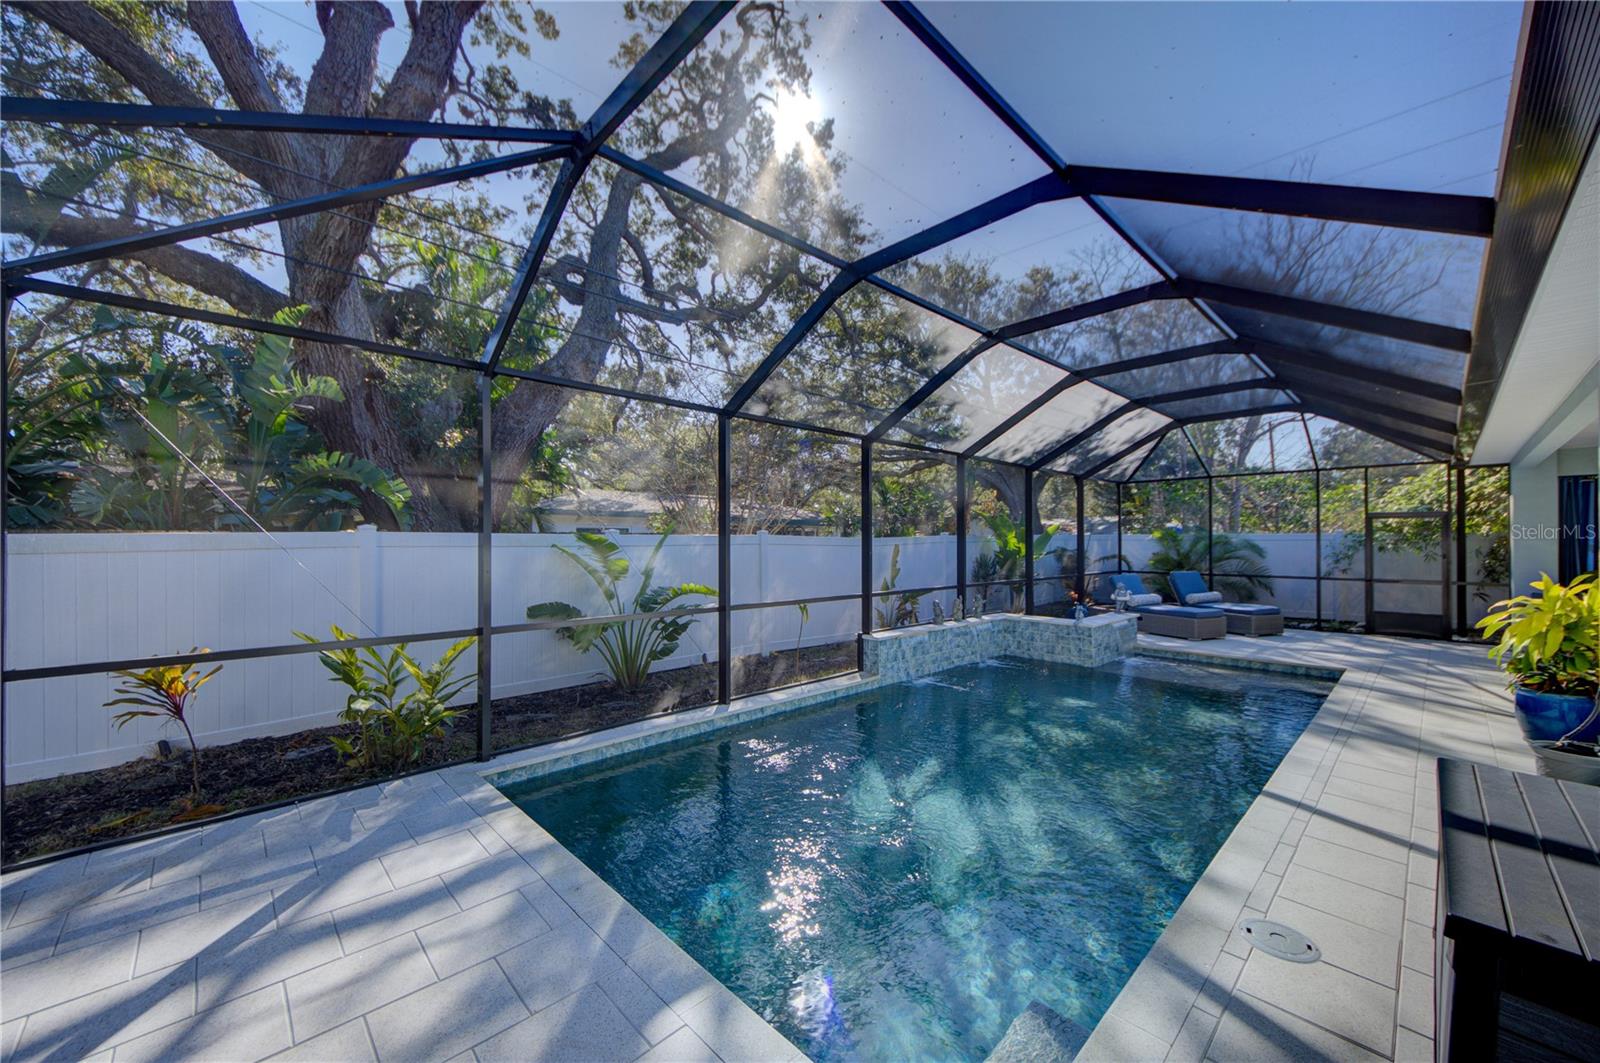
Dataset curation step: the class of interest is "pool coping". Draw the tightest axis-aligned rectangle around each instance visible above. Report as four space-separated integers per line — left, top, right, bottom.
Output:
468 631 1370 1061
1069 631 1530 1063
0 631 1526 1061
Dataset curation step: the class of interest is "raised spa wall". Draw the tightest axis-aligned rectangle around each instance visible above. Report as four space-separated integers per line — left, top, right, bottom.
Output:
861 612 1138 681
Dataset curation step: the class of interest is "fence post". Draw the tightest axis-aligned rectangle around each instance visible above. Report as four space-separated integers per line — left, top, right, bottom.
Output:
356 523 380 633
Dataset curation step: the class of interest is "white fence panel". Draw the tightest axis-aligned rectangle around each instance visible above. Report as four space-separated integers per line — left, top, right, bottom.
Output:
4 526 1488 780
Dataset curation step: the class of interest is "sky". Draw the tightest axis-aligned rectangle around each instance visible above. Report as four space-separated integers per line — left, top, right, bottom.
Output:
229 1 1522 278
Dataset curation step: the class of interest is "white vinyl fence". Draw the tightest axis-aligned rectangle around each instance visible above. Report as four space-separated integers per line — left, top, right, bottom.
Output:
2 526 1496 781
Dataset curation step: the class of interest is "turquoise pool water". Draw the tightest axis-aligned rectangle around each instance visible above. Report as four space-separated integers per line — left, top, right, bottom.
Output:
503 655 1331 1062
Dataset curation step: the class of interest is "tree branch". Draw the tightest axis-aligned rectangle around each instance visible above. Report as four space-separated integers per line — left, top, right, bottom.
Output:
1 203 290 320
11 1 286 196
185 3 310 188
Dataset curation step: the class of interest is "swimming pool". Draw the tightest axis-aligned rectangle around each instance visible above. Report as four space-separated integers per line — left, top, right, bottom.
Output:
502 654 1331 1062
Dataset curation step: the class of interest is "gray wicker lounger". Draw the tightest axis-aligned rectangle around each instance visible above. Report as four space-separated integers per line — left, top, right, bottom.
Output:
1108 574 1227 640
1168 571 1284 637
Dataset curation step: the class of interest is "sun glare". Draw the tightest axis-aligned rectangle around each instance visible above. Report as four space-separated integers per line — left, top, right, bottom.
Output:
771 87 821 154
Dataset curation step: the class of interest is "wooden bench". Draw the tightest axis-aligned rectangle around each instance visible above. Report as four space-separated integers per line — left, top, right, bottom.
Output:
1436 758 1600 1062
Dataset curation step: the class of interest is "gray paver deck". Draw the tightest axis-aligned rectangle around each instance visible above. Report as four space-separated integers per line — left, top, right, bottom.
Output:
0 631 1530 1061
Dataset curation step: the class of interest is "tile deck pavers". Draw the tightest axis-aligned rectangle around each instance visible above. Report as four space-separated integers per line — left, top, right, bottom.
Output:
0 631 1533 1062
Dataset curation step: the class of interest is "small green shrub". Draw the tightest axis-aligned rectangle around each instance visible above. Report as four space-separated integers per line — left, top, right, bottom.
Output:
297 626 477 770
1477 573 1598 697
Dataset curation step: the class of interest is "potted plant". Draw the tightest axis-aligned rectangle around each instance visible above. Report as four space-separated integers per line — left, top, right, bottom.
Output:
1477 573 1600 782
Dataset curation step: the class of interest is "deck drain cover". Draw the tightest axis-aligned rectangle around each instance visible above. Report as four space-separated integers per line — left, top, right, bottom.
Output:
1239 919 1321 963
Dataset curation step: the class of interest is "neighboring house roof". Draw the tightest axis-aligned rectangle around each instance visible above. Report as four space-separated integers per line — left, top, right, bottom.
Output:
536 489 668 520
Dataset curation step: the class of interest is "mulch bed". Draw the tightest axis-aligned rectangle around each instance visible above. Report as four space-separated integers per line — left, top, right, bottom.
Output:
3 641 858 865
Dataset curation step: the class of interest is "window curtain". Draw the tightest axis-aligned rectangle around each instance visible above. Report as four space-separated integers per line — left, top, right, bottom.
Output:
1558 475 1598 583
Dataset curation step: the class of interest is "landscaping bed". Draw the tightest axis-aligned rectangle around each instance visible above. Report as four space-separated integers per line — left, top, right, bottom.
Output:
2 640 859 864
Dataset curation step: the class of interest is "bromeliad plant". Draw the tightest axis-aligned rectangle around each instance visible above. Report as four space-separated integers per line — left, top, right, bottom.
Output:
105 651 220 805
1477 573 1599 698
297 626 477 770
527 532 717 693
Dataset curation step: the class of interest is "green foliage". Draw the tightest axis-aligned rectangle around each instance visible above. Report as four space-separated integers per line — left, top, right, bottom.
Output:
297 626 477 770
12 307 412 531
105 652 220 803
527 532 717 692
1477 574 1599 697
1143 526 1273 602
972 512 1058 609
874 544 924 628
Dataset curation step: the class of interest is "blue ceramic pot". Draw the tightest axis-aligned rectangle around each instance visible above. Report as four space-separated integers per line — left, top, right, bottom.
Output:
1513 686 1600 743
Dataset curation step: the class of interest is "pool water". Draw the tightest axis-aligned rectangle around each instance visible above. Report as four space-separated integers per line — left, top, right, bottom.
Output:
503 655 1330 1062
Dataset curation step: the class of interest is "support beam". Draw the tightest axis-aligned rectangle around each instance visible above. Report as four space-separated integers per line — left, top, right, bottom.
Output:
0 96 577 145
882 2 1065 172
996 282 1177 341
484 2 731 370
1073 404 1303 480
1139 379 1289 406
1023 467 1035 614
598 146 849 270
860 439 874 648
1298 398 1456 459
11 276 480 370
717 415 732 702
1066 336 1462 407
1178 279 1473 351
1063 164 1494 237
1079 424 1171 480
725 272 856 413
1069 339 1237 382
959 373 1081 459
579 2 734 149
1260 373 1461 436
867 336 996 440
482 158 581 368
1027 403 1141 472
475 374 493 760
1254 352 1465 409
4 145 569 280
854 174 1071 277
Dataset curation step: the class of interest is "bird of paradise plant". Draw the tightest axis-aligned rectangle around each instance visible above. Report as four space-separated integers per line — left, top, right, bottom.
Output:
105 651 220 805
528 531 717 692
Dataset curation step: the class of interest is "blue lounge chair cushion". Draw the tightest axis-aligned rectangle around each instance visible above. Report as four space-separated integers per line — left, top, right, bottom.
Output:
1167 570 1281 616
1167 570 1212 604
1109 573 1151 597
1135 604 1225 618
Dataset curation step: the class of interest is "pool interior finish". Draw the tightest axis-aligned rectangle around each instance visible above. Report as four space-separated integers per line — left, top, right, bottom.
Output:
502 655 1331 1063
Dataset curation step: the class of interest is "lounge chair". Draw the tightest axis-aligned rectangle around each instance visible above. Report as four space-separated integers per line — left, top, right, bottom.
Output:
1167 570 1284 637
1107 574 1226 640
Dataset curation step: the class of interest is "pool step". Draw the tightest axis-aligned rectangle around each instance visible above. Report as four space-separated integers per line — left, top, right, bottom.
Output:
986 1001 1090 1063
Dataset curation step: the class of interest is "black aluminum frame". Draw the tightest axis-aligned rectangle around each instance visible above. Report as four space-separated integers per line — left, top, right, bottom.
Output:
0 0 1545 869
